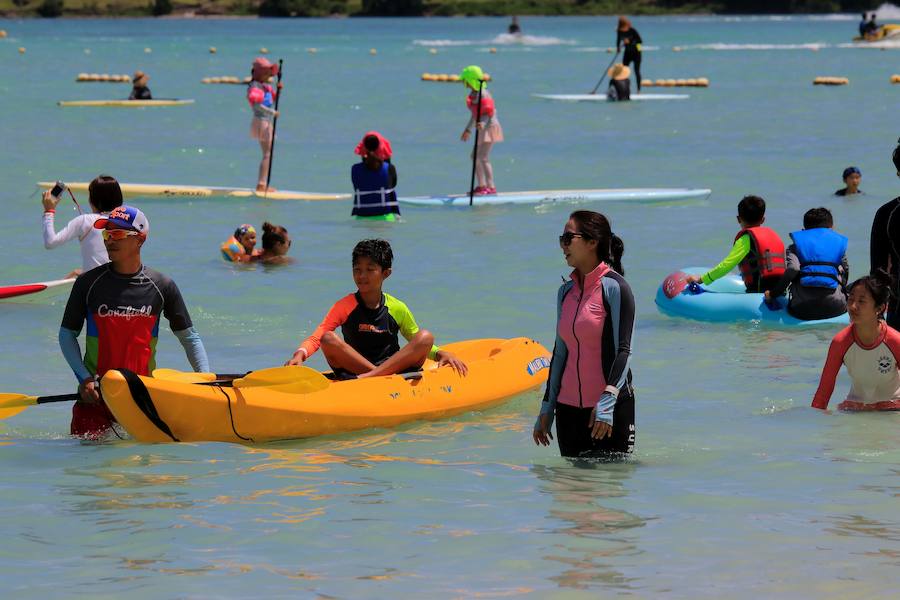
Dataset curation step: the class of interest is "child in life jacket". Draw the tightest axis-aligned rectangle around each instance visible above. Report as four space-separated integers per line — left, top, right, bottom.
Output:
812 270 900 411
221 224 261 263
247 57 281 193
686 195 786 293
765 207 848 320
459 65 503 195
351 131 400 221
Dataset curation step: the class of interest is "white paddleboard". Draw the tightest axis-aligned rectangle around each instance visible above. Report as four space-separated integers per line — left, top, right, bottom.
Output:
399 188 711 207
38 182 349 202
57 99 195 107
533 93 690 102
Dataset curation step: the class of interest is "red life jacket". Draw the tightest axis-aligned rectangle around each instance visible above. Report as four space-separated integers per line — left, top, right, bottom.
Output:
466 90 496 120
734 226 786 290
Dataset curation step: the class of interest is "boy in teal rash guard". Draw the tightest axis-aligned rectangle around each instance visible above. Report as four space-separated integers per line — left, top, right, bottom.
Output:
686 195 786 293
286 239 467 379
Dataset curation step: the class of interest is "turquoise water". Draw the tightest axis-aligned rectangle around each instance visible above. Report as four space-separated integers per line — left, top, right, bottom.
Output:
2 15 899 597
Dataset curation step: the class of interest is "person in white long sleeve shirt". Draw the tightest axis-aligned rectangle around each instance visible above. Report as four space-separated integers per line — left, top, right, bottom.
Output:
42 175 123 276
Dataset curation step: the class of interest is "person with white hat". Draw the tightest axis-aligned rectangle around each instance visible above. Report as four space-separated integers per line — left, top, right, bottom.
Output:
606 63 631 102
58 205 209 439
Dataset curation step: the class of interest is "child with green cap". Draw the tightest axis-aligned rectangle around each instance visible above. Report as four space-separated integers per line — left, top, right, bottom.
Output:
459 65 503 195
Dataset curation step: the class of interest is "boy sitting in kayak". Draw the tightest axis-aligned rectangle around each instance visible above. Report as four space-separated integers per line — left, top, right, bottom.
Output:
686 195 786 293
286 239 467 378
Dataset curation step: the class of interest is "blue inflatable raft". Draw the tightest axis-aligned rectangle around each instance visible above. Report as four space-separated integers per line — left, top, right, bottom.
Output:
655 268 849 326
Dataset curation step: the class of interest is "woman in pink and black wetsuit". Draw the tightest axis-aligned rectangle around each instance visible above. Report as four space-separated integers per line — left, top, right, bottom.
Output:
812 270 900 412
533 210 636 457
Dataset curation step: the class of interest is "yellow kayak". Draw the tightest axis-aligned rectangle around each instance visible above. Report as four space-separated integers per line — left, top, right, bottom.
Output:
37 181 349 202
57 99 195 107
100 338 551 444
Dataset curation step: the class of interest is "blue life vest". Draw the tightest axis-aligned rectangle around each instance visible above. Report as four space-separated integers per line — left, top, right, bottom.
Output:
789 228 848 289
351 162 399 217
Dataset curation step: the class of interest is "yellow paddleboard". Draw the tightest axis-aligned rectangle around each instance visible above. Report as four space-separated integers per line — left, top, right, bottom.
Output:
38 181 349 202
57 99 195 107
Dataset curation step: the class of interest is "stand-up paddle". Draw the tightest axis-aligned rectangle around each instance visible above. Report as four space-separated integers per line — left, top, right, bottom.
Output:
590 50 621 95
264 59 284 198
468 78 484 206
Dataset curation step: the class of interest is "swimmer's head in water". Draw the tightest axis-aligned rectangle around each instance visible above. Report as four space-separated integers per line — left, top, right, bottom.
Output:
261 221 290 253
352 239 393 270
842 166 861 181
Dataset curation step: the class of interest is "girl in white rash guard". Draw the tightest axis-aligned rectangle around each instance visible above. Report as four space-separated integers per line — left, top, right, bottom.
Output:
812 271 900 411
41 175 123 276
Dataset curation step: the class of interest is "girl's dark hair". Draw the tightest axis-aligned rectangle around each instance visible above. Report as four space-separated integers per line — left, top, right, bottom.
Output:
352 238 393 269
364 135 380 152
849 269 894 311
569 210 625 275
261 222 288 251
88 175 123 213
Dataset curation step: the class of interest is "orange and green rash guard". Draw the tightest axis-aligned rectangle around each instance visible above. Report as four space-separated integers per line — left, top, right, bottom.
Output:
299 292 439 366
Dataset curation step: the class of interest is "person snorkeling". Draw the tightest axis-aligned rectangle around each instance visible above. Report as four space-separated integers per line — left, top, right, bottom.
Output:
221 224 261 263
835 166 863 196
460 65 504 195
616 16 643 92
129 71 152 100
685 195 786 293
351 131 400 221
607 63 631 101
247 57 281 193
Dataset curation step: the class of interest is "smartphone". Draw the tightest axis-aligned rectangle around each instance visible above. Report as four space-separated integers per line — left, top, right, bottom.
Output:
50 181 67 199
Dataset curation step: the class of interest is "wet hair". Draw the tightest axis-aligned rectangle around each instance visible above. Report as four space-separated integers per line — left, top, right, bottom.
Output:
803 207 833 229
617 16 631 31
849 269 894 312
842 166 861 181
352 238 393 270
88 175 123 213
364 135 380 153
261 222 288 251
737 195 766 225
568 210 625 275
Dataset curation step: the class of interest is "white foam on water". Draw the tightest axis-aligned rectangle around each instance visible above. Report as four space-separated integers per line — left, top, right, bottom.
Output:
413 34 575 47
680 42 830 51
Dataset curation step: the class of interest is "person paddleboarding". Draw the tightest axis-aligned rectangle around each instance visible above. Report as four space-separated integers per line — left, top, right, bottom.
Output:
616 16 643 92
460 65 503 196
247 57 281 193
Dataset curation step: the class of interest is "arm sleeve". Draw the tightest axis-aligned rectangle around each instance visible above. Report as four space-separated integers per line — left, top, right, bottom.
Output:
869 204 890 274
59 327 91 383
616 30 623 51
388 163 398 188
60 275 88 332
769 245 799 298
702 235 751 285
161 279 193 332
594 274 636 425
465 114 475 131
173 327 210 373
840 254 849 288
395 300 440 361
811 331 851 409
633 29 643 44
299 295 356 358
43 213 87 249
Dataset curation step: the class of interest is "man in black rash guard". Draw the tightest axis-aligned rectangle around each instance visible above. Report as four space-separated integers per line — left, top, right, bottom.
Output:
869 139 900 328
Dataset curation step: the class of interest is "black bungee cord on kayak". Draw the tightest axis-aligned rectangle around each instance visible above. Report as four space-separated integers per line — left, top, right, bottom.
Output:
216 386 253 442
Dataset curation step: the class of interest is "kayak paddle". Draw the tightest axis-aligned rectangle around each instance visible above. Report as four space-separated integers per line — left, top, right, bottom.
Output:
0 392 79 420
263 58 284 197
468 77 484 206
153 365 330 393
590 49 621 95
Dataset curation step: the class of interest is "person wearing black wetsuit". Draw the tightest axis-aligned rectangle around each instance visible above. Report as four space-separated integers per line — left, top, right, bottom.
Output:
508 16 521 35
869 140 900 328
616 16 643 92
129 71 152 100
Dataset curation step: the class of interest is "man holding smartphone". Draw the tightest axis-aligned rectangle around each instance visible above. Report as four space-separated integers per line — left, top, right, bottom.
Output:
42 175 123 276
58 205 209 439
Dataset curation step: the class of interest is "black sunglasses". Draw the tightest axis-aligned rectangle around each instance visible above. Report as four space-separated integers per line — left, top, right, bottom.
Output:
559 232 585 246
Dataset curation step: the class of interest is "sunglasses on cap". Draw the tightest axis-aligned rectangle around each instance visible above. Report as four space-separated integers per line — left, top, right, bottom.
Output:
101 229 141 241
559 232 585 246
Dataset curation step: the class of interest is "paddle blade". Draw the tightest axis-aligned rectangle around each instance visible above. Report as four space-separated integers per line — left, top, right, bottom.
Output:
0 405 29 420
152 368 218 383
661 271 690 299
234 365 330 393
0 393 38 410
